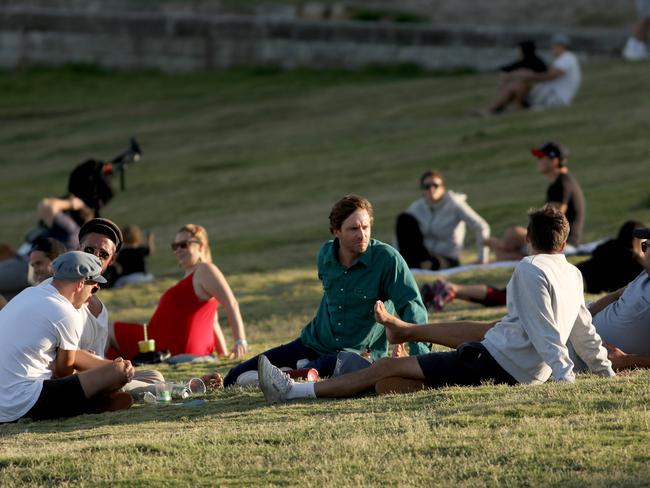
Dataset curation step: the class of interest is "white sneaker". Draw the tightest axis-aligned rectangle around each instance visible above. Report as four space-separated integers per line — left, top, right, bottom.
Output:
622 37 648 61
258 355 294 404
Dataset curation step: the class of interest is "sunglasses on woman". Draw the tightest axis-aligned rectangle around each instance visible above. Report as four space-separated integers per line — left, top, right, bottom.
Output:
171 239 200 251
421 181 442 190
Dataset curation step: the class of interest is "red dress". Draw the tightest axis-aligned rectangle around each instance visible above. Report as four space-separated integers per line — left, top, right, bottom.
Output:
147 273 222 356
110 273 224 359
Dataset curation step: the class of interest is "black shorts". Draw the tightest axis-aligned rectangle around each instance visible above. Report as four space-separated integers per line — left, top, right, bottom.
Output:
24 375 99 421
416 342 517 388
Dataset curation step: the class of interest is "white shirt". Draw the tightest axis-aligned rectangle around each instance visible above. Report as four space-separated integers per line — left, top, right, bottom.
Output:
405 191 490 262
41 277 109 357
79 302 109 357
0 284 83 422
546 51 581 105
482 254 614 384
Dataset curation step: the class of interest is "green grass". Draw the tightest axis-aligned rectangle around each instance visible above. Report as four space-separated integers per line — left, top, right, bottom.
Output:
1 63 650 485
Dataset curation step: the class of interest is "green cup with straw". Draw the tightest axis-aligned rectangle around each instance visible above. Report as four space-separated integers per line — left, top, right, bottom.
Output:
137 323 156 353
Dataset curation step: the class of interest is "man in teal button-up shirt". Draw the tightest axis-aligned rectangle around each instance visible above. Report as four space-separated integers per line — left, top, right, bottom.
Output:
224 195 429 386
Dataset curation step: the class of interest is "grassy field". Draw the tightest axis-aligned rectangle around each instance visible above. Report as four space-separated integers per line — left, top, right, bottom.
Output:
1 61 650 486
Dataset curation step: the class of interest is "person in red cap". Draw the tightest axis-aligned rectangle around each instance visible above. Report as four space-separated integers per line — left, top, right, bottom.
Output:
487 141 585 262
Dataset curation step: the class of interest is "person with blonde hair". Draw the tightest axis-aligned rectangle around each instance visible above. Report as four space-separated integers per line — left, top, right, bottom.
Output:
112 224 247 360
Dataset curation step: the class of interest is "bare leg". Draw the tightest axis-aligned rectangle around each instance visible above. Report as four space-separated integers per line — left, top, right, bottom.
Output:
450 283 488 302
374 300 494 349
314 356 425 398
76 359 131 398
488 80 529 113
487 226 527 261
375 377 426 395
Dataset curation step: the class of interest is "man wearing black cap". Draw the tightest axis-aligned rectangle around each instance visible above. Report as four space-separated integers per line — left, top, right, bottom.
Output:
76 218 164 397
0 252 134 422
487 142 585 261
531 141 585 247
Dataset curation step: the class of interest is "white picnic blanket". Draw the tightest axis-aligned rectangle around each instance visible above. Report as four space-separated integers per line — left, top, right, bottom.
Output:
410 239 605 278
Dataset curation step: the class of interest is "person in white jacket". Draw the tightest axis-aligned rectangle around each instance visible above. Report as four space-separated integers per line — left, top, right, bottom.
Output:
395 170 490 270
258 205 614 404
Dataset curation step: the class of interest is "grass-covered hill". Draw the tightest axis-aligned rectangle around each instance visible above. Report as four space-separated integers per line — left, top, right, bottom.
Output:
0 62 649 486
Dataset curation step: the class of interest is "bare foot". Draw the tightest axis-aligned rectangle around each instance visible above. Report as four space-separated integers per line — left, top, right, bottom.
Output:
374 301 410 344
201 372 224 390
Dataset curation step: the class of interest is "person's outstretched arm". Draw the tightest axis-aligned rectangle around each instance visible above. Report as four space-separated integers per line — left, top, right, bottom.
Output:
195 262 247 359
588 287 626 317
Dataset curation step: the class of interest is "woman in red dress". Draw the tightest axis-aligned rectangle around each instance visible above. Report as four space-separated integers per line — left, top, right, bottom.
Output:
112 224 248 360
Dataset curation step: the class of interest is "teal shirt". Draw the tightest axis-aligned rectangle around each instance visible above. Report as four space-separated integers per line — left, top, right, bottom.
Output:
300 238 430 358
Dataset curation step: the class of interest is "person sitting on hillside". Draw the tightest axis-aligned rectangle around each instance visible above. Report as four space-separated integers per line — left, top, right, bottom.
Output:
419 226 650 373
110 224 248 360
0 195 94 301
28 237 67 285
575 226 650 371
481 34 581 115
422 220 646 311
109 224 155 288
395 170 490 270
487 142 585 263
224 195 430 388
257 205 614 404
0 252 135 423
499 40 548 75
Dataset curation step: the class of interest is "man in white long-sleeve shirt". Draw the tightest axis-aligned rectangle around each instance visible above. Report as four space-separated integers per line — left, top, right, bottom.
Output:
258 205 614 403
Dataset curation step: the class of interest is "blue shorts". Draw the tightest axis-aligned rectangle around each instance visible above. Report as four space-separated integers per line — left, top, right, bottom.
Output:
416 342 517 388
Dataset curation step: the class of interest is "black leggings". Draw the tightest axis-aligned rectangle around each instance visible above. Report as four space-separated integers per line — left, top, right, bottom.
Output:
395 213 459 269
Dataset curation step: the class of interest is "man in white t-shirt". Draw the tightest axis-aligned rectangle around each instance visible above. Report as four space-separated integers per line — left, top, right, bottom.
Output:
0 252 134 423
482 34 581 115
257 206 614 404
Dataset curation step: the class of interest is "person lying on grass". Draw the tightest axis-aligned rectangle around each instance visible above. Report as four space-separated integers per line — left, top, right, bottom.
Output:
258 205 614 404
0 252 134 423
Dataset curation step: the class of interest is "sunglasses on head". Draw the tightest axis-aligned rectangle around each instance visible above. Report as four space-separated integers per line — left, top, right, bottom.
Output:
421 181 442 190
171 239 199 251
83 246 111 261
643 241 648 253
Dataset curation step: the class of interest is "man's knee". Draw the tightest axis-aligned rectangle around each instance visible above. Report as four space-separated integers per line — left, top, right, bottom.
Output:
372 357 401 377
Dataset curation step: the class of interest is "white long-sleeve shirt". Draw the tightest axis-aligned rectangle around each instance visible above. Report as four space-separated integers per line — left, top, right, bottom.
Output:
406 191 490 263
482 253 614 384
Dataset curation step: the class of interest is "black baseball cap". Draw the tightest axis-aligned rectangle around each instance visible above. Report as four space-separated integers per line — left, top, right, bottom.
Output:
633 228 650 239
531 142 567 161
78 218 123 252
